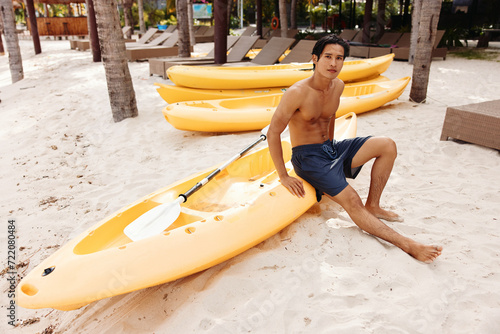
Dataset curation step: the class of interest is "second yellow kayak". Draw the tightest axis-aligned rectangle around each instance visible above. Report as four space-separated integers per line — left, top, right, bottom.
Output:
163 77 410 132
155 75 389 104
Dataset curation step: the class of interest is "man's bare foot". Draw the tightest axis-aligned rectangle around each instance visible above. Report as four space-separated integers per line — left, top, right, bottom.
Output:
366 206 403 222
407 241 442 263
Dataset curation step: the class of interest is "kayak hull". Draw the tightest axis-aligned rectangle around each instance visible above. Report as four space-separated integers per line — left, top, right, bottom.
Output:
163 77 410 132
155 75 389 104
17 114 357 311
166 54 395 89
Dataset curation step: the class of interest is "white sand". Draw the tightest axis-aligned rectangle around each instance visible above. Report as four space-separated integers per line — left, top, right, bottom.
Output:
1 39 500 333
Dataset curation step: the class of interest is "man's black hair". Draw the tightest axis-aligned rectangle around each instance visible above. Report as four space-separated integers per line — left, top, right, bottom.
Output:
311 34 350 69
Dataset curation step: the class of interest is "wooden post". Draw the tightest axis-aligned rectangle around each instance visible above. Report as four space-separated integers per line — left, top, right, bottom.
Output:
25 0 41 54
214 0 228 65
86 0 101 62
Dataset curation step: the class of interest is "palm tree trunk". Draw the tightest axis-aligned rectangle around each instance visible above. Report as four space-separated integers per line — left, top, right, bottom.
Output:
279 0 288 37
0 0 23 83
93 0 138 122
138 0 146 34
290 0 297 29
122 0 134 39
409 0 422 65
0 11 5 55
177 0 191 57
214 0 228 64
375 0 386 41
362 0 373 43
409 0 443 103
187 0 195 46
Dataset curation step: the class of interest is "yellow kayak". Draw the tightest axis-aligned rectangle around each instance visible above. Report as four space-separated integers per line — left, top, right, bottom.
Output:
163 77 410 132
166 54 395 89
16 113 357 311
155 75 389 104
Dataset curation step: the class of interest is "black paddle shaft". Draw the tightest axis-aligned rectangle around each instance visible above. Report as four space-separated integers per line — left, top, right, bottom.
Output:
179 133 267 203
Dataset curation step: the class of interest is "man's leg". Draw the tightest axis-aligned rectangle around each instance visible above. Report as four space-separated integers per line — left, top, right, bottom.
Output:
351 137 402 221
328 185 442 263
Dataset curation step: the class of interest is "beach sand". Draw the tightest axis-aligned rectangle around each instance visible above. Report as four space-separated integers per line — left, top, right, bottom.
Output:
1 39 500 333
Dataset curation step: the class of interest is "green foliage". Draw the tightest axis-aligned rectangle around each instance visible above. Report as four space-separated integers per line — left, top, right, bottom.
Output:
164 15 177 26
307 3 328 26
14 8 25 25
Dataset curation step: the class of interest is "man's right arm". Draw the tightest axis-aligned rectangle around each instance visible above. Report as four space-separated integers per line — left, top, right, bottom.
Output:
267 91 306 198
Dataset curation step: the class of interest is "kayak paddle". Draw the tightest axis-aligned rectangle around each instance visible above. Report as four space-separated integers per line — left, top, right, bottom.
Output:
124 126 270 241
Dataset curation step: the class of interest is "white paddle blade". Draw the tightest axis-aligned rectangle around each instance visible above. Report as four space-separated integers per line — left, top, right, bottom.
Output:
124 202 182 241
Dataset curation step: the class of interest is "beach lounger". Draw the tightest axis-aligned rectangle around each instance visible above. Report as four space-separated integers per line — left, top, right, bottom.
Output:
122 26 133 40
349 30 376 58
126 31 172 48
368 32 403 57
339 29 359 42
250 37 296 65
254 28 297 49
70 26 136 50
149 36 259 77
240 26 257 36
126 32 186 61
149 36 240 78
164 25 177 33
195 26 215 43
392 30 446 61
279 39 316 64
440 100 500 150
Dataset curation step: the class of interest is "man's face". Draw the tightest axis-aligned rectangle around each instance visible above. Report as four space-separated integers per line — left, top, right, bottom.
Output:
313 44 345 79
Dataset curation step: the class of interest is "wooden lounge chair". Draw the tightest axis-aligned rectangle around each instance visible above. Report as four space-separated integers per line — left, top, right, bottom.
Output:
349 30 375 58
254 28 298 49
240 26 257 36
126 30 173 48
122 26 134 40
195 26 215 43
369 32 403 58
339 29 359 42
149 36 259 76
132 28 159 45
163 25 177 33
279 39 316 64
226 35 260 62
431 30 447 60
392 30 446 61
250 37 296 65
126 32 187 61
149 36 240 78
440 100 500 150
70 26 135 50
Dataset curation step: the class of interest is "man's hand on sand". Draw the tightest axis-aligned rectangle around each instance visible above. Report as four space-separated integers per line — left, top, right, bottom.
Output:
280 175 306 198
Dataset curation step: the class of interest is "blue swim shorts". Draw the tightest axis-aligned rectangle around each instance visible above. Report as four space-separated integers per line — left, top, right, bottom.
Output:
291 136 372 201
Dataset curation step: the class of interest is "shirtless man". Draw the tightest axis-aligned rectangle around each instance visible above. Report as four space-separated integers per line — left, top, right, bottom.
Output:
267 35 442 263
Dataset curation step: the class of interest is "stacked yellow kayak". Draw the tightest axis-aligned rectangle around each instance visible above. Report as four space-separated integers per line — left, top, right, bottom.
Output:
166 54 395 90
17 113 357 311
163 77 410 132
155 75 389 104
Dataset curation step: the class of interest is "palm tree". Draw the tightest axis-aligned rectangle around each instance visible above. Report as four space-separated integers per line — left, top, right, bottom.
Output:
138 0 146 34
0 0 23 83
93 0 138 122
122 0 134 39
409 0 443 103
177 0 190 57
409 0 422 65
279 0 288 37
